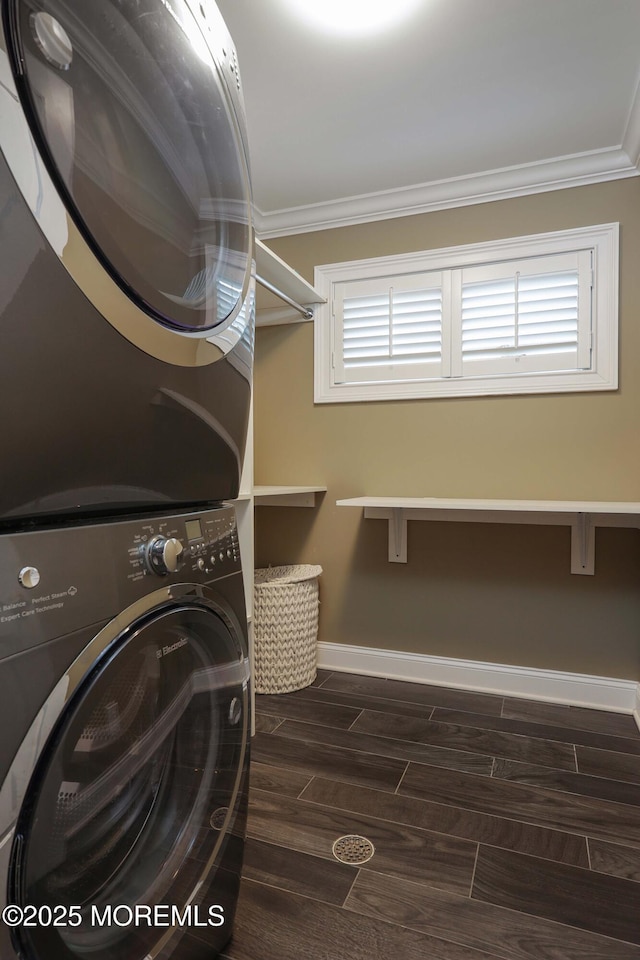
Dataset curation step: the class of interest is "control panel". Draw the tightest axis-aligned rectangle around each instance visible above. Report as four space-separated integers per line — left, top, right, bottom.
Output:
0 506 243 661
127 509 240 582
183 512 240 577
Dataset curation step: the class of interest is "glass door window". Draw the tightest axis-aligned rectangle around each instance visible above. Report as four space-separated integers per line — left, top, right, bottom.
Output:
13 0 251 331
10 603 247 960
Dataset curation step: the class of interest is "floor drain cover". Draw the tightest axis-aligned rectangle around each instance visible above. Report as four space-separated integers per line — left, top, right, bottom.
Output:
209 807 229 830
332 835 375 865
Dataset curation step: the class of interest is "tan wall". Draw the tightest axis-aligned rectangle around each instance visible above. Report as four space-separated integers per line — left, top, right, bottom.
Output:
254 180 640 681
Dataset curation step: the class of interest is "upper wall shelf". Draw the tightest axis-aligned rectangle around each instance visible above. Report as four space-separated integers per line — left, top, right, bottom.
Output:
254 238 325 326
336 496 640 575
255 485 327 507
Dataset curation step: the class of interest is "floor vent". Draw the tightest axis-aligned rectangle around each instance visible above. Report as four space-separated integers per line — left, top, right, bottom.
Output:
332 835 375 865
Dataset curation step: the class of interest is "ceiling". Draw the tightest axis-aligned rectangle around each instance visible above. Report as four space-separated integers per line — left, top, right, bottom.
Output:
216 0 640 238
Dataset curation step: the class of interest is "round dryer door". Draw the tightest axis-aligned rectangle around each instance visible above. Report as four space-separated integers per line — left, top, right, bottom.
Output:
8 601 249 960
6 0 252 336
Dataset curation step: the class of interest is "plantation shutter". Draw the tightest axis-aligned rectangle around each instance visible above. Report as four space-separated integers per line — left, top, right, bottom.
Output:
333 272 443 384
459 251 592 376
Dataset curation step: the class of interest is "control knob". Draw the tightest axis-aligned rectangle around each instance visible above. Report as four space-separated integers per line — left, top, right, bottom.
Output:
142 536 184 576
18 566 40 589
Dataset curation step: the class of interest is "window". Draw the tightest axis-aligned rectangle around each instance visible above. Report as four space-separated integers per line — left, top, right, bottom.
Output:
314 223 618 402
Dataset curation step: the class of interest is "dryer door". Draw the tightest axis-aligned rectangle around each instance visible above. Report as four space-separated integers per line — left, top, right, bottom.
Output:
2 0 252 362
8 601 249 960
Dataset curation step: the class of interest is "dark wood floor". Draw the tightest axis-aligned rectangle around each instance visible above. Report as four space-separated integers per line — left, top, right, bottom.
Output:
221 671 640 960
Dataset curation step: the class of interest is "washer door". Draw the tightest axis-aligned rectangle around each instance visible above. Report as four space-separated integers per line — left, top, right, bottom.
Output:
2 0 252 362
9 601 248 960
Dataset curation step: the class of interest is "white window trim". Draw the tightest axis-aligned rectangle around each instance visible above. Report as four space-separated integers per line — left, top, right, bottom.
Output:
313 223 619 403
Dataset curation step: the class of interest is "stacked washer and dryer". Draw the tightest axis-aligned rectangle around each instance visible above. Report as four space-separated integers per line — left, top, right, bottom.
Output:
0 1 254 958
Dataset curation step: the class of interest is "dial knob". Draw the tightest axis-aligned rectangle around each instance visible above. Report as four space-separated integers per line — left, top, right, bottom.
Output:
143 536 184 576
18 566 40 589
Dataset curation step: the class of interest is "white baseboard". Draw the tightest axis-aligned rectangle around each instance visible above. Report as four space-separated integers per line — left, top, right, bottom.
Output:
317 641 640 729
634 685 640 733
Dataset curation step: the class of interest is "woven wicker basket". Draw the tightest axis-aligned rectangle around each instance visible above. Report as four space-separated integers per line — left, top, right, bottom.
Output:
253 564 322 694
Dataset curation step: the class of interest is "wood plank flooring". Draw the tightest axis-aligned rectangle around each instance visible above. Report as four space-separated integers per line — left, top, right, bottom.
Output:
221 670 640 960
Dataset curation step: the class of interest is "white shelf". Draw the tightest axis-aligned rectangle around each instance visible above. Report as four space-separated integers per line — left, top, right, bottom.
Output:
337 496 640 575
255 485 327 507
254 238 325 326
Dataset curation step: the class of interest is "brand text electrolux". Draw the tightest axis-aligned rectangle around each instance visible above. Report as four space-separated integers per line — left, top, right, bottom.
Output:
156 637 188 659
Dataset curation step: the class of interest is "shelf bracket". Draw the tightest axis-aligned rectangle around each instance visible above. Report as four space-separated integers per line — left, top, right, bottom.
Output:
390 508 407 562
570 512 595 575
365 507 407 562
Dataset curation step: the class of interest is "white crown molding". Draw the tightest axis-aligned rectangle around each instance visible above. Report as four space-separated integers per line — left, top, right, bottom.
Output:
317 641 640 729
254 147 639 239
